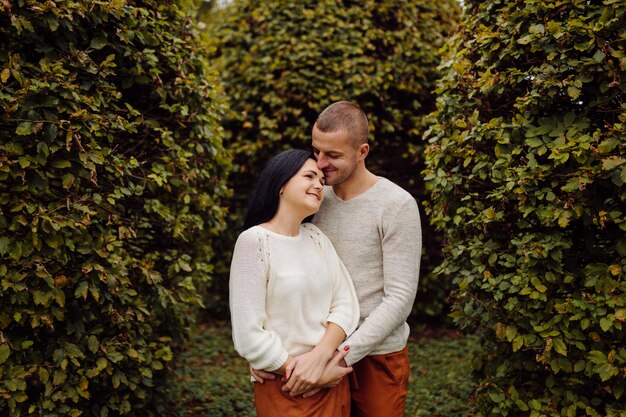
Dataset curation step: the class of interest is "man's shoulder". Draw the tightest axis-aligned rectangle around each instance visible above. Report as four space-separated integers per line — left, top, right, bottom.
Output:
374 178 415 204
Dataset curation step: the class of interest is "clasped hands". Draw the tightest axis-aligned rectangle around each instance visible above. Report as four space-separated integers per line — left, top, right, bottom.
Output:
250 347 352 397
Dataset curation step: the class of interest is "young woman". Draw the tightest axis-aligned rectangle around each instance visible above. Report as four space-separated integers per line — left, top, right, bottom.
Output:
229 149 359 417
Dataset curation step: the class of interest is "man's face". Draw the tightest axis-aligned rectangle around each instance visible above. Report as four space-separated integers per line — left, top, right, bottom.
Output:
311 125 360 186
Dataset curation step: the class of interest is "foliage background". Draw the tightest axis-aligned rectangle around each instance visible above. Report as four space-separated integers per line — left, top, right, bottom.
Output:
424 0 626 415
202 0 462 322
0 1 230 415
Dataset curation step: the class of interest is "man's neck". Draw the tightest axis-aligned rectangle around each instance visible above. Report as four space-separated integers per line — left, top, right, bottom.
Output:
332 169 379 201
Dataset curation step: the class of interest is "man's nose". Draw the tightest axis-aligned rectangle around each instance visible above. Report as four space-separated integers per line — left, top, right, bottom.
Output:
316 155 328 169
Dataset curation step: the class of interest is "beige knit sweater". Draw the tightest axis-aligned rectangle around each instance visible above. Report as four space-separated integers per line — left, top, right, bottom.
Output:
313 178 422 365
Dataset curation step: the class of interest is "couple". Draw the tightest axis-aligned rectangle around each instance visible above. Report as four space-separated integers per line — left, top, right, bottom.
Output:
229 101 422 417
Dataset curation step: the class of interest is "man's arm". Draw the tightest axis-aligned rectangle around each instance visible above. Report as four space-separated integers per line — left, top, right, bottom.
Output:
249 365 276 383
339 197 422 365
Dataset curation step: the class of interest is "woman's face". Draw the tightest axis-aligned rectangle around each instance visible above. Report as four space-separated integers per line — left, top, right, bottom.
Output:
280 159 325 217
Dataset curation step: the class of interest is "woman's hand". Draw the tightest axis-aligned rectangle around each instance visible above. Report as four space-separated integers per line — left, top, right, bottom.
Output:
281 348 332 394
295 346 353 397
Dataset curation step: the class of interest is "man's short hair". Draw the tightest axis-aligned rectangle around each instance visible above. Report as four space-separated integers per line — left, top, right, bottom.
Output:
314 101 369 148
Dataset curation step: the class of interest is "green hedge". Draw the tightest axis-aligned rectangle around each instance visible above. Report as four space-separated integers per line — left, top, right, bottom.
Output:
0 1 230 415
204 0 461 321
425 0 625 415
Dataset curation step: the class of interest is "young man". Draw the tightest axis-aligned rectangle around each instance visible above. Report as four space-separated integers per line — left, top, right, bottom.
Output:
252 101 422 417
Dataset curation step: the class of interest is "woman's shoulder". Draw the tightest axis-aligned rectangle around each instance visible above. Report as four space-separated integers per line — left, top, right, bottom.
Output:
235 226 266 248
300 223 333 249
301 222 324 236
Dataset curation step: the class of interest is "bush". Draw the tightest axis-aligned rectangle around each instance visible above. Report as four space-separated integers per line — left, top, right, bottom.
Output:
425 1 626 415
204 0 461 321
0 1 230 415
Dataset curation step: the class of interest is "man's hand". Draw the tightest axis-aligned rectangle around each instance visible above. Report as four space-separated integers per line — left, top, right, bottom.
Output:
249 364 276 384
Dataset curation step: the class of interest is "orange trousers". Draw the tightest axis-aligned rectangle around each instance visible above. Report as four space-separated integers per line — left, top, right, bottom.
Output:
349 347 410 417
254 375 350 417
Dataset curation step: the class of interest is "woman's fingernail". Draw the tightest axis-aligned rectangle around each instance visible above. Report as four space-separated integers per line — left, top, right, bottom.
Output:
344 346 350 351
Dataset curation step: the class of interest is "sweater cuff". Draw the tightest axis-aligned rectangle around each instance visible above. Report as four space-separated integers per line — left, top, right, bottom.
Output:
327 316 354 339
337 341 359 366
264 349 289 373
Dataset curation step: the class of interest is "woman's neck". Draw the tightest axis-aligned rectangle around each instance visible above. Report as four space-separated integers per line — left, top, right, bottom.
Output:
261 210 303 237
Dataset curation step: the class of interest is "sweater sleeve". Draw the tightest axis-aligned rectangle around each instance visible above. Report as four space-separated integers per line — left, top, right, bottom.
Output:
229 229 289 372
339 197 422 365
322 234 360 338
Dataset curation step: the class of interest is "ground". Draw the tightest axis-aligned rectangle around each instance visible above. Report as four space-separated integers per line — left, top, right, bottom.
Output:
173 321 480 417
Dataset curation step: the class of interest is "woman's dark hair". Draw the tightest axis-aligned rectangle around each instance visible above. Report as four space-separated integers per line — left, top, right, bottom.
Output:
244 149 315 229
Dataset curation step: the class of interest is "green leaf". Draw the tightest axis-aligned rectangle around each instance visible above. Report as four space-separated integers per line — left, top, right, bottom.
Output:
592 50 605 63
1 68 10 83
525 137 543 148
567 86 581 100
45 234 63 249
597 363 619 382
574 360 585 372
39 367 50 384
489 391 505 403
602 156 625 171
598 137 619 153
15 122 32 136
505 326 517 342
75 281 89 299
0 237 10 255
90 36 108 50
512 335 523 352
46 16 59 32
553 338 567 356
106 351 124 363
18 156 30 168
45 123 58 141
62 173 75 188
0 344 11 365
531 276 547 293
51 159 72 169
88 336 99 353
589 350 607 364
599 317 612 332
53 369 67 385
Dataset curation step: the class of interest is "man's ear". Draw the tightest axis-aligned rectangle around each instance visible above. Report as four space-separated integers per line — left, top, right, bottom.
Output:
358 143 370 161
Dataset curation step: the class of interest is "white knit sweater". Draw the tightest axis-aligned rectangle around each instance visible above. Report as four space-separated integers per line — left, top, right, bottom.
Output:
229 223 359 372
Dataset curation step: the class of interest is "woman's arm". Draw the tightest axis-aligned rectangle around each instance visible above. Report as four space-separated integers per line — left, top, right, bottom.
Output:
280 322 346 394
230 230 289 372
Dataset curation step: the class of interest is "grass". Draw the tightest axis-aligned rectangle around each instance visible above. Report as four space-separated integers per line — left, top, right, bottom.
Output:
173 321 480 417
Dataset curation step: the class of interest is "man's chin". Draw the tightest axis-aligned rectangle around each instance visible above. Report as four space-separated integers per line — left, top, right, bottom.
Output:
322 174 339 185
